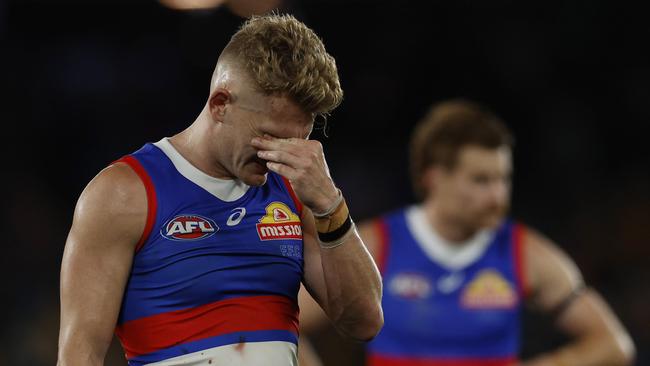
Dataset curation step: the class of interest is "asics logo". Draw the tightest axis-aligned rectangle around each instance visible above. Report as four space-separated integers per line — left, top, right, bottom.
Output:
437 272 464 294
227 207 246 226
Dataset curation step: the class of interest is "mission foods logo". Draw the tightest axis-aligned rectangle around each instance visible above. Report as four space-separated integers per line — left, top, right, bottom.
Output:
256 202 302 241
161 214 218 241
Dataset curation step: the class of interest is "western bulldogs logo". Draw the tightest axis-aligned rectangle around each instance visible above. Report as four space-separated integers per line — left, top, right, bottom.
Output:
161 214 218 241
461 269 517 309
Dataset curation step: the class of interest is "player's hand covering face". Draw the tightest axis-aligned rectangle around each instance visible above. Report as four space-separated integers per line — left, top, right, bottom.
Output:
251 134 339 214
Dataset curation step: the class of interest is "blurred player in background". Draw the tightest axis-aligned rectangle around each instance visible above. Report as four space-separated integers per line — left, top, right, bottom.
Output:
299 99 635 366
58 14 382 366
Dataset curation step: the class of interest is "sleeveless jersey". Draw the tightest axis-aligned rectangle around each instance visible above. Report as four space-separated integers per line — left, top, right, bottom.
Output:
113 139 304 366
368 206 527 366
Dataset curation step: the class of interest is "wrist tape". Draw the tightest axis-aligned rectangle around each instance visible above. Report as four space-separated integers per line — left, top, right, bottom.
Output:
315 196 354 248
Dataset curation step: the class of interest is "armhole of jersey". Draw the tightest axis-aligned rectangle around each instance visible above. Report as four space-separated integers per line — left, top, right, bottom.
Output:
375 218 390 275
281 176 303 217
512 222 531 299
113 156 157 254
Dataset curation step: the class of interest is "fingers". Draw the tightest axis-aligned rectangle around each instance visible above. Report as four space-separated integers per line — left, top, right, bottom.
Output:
251 135 294 152
266 161 298 180
252 135 324 170
253 136 311 180
251 135 321 154
251 135 337 212
263 133 302 145
257 149 306 169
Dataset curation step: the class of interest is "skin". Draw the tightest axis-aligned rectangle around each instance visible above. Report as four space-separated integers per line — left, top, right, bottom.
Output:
299 145 635 366
57 60 383 366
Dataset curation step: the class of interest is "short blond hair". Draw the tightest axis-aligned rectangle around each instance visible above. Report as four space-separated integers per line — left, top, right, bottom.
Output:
410 99 514 200
221 14 343 118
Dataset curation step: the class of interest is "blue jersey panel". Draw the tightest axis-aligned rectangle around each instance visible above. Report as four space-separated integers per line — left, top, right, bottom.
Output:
117 143 304 324
369 208 522 360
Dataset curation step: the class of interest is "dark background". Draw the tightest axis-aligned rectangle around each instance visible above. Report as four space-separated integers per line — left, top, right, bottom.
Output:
1 0 648 365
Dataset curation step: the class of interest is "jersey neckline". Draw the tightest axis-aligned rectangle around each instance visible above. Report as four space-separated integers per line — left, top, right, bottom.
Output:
153 138 250 202
404 205 495 271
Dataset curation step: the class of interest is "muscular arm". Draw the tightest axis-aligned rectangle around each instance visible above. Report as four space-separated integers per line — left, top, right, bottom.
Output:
252 135 383 341
298 220 383 365
58 163 146 366
522 228 635 366
301 210 383 341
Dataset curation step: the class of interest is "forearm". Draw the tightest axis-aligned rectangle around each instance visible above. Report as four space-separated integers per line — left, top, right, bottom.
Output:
253 136 384 339
57 351 103 366
523 232 635 366
318 229 383 341
57 330 108 366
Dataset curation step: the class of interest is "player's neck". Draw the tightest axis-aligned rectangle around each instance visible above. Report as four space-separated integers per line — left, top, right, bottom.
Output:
168 109 233 180
423 203 478 244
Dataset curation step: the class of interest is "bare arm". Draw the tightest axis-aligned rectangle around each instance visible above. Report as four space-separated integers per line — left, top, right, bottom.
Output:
297 220 384 364
298 220 384 330
252 135 383 341
58 163 146 366
297 285 325 366
301 208 383 341
522 228 635 366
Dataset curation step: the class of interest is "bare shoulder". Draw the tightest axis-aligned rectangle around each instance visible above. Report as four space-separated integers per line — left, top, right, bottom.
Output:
522 225 583 310
523 227 582 283
59 162 147 360
70 162 147 249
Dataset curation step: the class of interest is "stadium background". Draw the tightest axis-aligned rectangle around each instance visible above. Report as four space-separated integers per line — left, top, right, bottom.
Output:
1 0 648 365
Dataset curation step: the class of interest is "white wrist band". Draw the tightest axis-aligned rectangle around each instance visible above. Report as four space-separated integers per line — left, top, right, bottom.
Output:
313 189 343 218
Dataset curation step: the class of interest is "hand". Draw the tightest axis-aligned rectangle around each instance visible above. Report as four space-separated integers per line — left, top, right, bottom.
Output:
251 135 339 213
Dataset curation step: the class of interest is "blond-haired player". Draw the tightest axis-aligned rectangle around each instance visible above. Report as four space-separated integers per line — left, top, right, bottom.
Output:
58 14 382 366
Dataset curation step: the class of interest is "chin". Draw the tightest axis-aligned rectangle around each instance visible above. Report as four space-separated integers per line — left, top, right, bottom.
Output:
479 213 505 229
239 162 269 186
242 171 268 186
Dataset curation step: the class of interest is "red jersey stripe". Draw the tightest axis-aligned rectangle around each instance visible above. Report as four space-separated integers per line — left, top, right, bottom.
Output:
115 295 298 358
281 177 303 216
369 354 517 366
112 156 157 254
512 222 530 299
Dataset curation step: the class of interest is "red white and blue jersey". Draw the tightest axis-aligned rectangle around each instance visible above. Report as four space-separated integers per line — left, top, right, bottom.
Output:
368 206 528 366
113 138 305 366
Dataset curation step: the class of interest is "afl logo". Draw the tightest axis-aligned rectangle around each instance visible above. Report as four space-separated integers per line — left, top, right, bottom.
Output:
161 214 219 241
388 272 433 299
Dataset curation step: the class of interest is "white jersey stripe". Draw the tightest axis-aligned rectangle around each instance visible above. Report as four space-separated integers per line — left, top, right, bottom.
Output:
405 205 494 271
154 138 250 202
145 341 297 366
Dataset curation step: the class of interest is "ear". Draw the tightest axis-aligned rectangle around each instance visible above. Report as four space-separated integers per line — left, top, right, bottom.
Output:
421 166 438 194
208 88 231 122
421 165 446 198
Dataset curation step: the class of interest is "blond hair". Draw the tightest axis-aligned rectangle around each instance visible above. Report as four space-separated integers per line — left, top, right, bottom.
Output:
220 13 343 118
410 99 514 200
